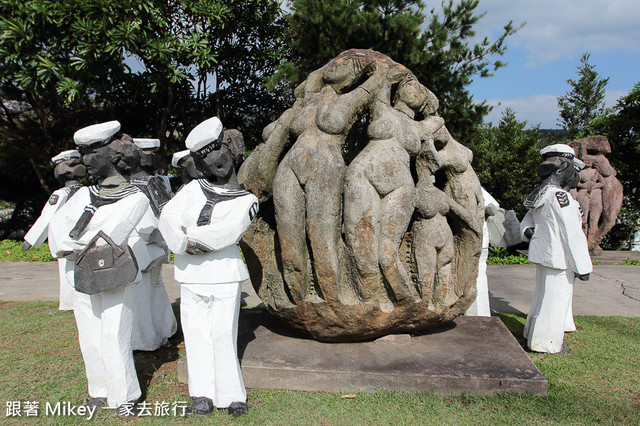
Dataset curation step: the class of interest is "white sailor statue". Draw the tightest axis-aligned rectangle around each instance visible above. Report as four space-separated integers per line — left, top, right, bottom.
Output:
159 117 258 417
466 187 500 317
520 144 592 354
48 121 150 415
22 150 86 311
127 138 177 351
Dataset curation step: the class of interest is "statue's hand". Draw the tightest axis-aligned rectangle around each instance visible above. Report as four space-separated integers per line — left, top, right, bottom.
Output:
524 227 535 239
185 239 213 255
21 241 32 251
576 273 590 281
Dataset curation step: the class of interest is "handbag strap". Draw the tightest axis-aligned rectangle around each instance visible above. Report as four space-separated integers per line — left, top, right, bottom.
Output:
75 230 124 263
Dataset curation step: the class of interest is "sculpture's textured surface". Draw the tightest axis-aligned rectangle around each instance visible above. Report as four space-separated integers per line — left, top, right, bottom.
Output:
238 50 483 342
569 136 623 252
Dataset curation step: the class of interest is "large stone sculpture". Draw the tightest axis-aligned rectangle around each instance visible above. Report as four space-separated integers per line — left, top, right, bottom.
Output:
238 49 483 342
569 136 623 253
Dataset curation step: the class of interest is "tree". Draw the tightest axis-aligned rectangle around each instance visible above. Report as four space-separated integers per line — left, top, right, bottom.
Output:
268 0 521 142
557 52 609 139
467 107 541 218
0 0 286 237
591 83 640 249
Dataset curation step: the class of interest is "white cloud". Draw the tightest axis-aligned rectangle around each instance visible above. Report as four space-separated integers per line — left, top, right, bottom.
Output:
472 0 640 66
483 89 627 128
483 94 560 128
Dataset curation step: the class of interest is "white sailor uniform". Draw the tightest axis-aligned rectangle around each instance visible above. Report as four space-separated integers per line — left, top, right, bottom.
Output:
24 185 82 310
128 174 177 351
466 188 498 317
158 179 258 408
520 185 592 353
49 184 150 408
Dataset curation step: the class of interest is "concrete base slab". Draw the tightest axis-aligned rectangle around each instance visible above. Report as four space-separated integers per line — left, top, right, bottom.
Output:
231 311 547 395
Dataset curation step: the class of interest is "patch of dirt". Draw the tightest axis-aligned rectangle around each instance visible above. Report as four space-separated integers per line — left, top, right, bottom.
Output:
0 301 17 311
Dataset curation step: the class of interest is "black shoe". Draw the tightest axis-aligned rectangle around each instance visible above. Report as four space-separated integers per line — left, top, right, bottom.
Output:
83 397 107 410
189 397 214 415
116 400 140 418
228 401 248 418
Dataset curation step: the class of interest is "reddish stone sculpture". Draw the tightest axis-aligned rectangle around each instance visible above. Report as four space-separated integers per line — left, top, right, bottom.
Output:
238 49 483 342
569 136 623 253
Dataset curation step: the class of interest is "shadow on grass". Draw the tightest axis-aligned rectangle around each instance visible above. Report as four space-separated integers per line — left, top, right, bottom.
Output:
494 312 526 346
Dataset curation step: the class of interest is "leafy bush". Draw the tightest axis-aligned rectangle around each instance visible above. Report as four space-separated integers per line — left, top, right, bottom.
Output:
487 246 531 265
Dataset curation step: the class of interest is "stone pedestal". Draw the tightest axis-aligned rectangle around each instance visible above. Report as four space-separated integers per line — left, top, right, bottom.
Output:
179 310 547 395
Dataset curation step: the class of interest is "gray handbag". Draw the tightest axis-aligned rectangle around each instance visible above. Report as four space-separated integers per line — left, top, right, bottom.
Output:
74 231 139 295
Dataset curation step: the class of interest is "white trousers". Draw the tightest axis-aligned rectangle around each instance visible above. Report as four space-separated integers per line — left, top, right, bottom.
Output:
524 265 575 353
73 281 141 408
58 258 74 311
132 259 177 351
180 282 246 408
149 260 178 343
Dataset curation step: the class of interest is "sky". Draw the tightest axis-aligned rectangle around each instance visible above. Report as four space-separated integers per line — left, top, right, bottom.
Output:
466 0 640 129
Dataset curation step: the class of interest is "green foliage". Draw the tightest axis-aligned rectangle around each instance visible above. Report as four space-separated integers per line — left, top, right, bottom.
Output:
486 246 530 265
270 0 521 142
623 258 640 266
600 203 640 250
0 240 54 261
557 52 609 139
467 107 541 217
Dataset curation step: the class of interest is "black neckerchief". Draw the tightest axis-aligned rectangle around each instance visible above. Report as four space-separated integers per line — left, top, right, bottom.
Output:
196 179 249 226
65 183 83 200
131 175 172 217
69 185 141 239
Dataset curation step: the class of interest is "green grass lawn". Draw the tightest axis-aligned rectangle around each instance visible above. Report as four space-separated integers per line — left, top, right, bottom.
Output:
1 301 638 425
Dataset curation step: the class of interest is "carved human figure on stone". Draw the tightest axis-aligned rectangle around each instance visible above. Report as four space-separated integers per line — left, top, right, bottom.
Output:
414 121 483 298
573 156 604 235
413 175 455 308
159 117 257 417
273 50 386 304
22 150 86 311
48 121 151 414
520 144 592 354
343 66 439 308
569 136 623 252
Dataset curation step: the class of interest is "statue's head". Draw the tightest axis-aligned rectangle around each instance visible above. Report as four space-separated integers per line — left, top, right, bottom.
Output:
133 138 163 175
172 149 203 183
74 121 139 179
186 117 244 188
52 150 86 183
537 144 585 190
